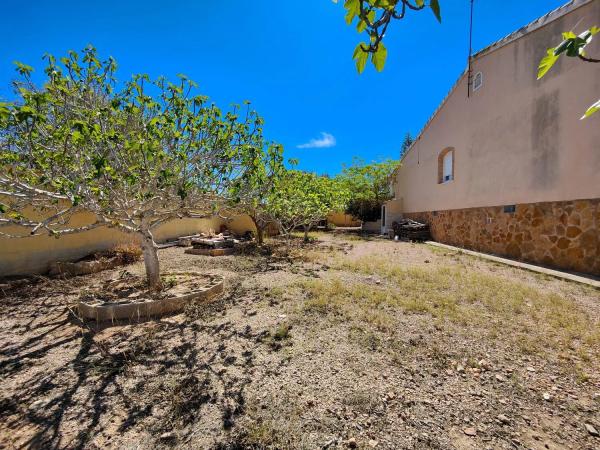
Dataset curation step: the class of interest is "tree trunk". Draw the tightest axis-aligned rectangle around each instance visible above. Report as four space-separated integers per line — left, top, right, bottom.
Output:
250 215 264 245
141 233 162 290
303 224 310 243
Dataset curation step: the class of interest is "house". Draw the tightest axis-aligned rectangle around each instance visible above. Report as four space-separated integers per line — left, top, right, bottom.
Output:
383 0 600 276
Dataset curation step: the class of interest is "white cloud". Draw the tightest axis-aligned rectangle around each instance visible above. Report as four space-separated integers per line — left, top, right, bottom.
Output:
297 132 336 149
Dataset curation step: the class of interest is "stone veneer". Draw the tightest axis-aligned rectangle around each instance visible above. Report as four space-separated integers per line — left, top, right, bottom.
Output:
402 198 600 277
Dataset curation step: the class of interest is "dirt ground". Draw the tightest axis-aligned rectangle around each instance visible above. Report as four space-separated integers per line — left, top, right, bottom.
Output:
1 232 599 450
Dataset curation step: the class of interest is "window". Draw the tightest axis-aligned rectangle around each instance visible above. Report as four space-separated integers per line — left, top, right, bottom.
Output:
473 72 483 91
442 152 453 182
381 205 386 227
503 205 516 214
437 147 455 184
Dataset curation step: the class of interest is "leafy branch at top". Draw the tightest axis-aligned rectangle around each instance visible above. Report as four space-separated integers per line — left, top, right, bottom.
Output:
336 0 441 73
537 26 599 119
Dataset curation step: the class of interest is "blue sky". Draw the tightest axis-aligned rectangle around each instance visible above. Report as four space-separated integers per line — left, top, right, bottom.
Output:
1 0 567 175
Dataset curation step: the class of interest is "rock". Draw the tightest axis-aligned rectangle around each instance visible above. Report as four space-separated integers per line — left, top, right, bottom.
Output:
322 439 337 449
159 432 175 440
28 399 49 411
542 392 551 401
368 440 379 447
456 365 465 373
463 427 477 436
495 374 506 382
347 437 358 448
478 359 492 371
526 366 535 373
584 423 599 436
425 260 430 263
375 280 381 284
497 415 510 425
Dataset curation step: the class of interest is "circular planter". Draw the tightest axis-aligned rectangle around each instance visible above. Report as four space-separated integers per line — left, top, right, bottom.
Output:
185 247 235 256
77 272 224 321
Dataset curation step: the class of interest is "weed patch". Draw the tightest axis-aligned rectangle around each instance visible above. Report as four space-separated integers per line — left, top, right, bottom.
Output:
298 256 599 367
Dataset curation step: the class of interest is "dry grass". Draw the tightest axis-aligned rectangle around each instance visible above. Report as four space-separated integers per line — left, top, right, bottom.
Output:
106 242 143 264
298 255 600 367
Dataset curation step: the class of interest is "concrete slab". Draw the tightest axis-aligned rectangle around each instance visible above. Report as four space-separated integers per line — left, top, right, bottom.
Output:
425 241 600 289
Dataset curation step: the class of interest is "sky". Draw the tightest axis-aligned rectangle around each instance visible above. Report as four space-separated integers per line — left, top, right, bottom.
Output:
0 0 569 175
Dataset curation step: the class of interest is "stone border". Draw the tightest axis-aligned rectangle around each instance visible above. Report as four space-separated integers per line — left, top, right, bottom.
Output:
185 248 235 256
426 241 600 289
77 272 224 321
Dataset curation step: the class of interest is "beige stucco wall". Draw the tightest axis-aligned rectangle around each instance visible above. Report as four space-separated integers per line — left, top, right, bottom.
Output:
224 214 256 235
382 200 403 235
327 212 361 227
392 0 600 216
0 212 259 277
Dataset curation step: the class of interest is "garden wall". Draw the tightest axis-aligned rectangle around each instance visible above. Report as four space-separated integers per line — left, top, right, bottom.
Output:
363 219 382 233
0 212 253 277
403 198 600 276
327 212 361 227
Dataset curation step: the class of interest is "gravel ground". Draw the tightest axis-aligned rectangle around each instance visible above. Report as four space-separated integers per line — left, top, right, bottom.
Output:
0 233 598 450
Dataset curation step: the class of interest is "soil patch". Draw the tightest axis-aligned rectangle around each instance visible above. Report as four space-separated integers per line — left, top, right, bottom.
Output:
1 233 598 449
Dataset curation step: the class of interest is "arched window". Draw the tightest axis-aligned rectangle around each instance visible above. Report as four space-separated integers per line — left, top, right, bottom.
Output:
438 147 455 184
473 72 483 91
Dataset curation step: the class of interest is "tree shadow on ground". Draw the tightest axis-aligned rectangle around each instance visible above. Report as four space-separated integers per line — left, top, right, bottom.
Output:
0 271 268 449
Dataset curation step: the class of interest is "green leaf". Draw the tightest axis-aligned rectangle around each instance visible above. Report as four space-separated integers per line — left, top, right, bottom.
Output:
581 99 600 120
0 203 6 213
430 0 441 23
353 43 369 74
13 61 34 76
357 18 367 33
371 42 388 72
344 0 360 24
0 102 10 122
537 48 559 79
553 37 571 56
415 0 424 6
